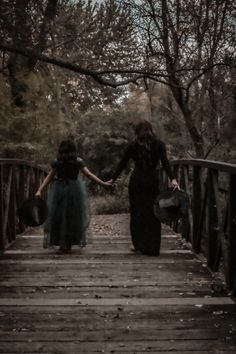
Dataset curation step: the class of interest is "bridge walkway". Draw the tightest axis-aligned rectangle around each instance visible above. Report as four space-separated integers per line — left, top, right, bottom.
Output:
0 214 235 354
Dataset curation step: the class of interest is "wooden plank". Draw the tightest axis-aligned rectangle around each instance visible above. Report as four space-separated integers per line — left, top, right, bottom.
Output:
0 297 233 306
0 261 206 272
1 303 236 314
0 258 200 264
0 252 197 261
0 352 235 354
0 280 212 288
0 339 235 352
3 249 192 255
0 329 229 341
7 238 183 250
0 288 218 300
0 314 234 331
0 215 235 354
18 234 178 237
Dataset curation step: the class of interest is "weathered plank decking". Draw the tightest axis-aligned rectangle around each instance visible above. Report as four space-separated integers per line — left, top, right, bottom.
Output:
0 214 235 354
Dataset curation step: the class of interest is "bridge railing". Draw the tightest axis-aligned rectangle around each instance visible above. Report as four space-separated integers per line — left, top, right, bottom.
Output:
1 158 236 295
160 159 236 296
0 159 46 251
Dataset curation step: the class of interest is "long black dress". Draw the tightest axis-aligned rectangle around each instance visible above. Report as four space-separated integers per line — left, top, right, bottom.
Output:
112 137 174 256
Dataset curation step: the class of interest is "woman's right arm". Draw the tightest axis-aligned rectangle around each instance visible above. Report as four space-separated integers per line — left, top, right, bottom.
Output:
108 145 131 184
81 167 111 187
35 169 55 198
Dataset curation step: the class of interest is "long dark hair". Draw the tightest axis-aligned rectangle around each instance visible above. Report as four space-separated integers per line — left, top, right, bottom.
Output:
133 119 156 169
133 118 156 141
57 139 77 162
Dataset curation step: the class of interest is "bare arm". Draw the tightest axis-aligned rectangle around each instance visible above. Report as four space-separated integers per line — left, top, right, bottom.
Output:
81 167 111 187
159 141 180 190
35 169 55 197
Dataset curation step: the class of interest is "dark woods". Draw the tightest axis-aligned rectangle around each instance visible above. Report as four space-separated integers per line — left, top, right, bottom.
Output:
0 0 235 173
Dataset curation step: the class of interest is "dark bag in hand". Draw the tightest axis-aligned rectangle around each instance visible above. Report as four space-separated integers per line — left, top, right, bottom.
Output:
19 198 48 227
153 188 189 222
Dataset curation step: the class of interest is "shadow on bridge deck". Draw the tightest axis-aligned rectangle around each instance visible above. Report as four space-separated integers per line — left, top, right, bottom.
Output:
0 214 235 354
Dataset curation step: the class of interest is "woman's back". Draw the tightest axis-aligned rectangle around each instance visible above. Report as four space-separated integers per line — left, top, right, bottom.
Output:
112 136 173 181
129 137 165 172
51 158 85 180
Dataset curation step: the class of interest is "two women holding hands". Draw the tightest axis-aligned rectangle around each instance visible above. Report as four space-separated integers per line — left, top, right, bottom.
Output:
36 119 179 255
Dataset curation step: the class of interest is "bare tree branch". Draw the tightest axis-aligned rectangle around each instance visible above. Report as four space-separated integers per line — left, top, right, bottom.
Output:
204 139 220 159
0 41 187 89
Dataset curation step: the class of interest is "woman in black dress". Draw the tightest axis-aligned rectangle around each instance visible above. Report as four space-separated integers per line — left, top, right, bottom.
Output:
108 119 179 256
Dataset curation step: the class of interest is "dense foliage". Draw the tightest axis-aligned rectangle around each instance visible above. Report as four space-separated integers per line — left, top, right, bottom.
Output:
0 0 235 180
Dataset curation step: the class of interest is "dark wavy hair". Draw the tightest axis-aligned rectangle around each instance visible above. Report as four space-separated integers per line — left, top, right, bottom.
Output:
133 119 156 169
57 139 77 161
133 118 156 141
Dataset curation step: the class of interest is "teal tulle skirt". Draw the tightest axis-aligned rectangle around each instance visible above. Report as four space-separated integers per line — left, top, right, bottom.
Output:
43 176 90 249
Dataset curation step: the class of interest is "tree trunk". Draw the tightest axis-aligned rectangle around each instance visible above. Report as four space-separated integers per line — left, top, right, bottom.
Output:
7 55 31 107
171 85 205 158
181 106 205 158
6 0 58 107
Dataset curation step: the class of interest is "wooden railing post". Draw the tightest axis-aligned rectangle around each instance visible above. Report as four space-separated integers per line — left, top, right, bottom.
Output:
3 166 13 248
8 165 17 245
172 164 180 233
180 165 191 241
206 169 219 271
192 166 202 253
0 164 4 250
228 174 236 293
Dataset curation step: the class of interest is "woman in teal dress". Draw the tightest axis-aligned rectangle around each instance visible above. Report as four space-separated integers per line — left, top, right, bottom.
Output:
35 139 110 253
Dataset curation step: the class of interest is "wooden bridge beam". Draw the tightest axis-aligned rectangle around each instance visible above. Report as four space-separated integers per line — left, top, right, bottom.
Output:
207 169 219 271
228 174 236 293
192 166 202 253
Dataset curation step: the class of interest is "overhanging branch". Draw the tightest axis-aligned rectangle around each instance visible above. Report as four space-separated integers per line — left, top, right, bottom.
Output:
0 41 182 88
1 41 232 90
0 41 149 88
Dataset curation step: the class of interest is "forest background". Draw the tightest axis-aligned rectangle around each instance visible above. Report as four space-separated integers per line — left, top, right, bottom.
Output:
0 0 235 212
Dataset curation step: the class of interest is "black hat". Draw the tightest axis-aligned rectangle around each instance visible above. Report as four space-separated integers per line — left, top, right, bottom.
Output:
19 198 48 227
154 188 189 222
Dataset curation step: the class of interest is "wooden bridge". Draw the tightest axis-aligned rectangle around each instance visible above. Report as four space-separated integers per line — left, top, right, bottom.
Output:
0 158 236 353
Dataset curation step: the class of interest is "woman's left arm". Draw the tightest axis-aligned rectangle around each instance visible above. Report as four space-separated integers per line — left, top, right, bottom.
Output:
35 169 55 198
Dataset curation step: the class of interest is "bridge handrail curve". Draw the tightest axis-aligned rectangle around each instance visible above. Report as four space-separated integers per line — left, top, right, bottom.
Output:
171 159 236 174
0 158 46 168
